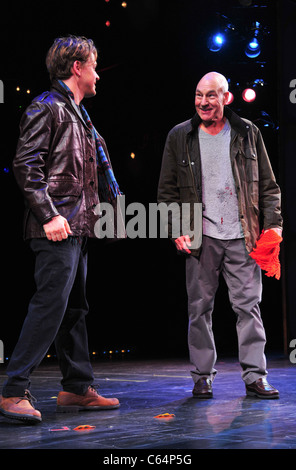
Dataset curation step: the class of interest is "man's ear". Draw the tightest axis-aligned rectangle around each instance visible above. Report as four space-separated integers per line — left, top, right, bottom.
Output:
223 91 230 105
72 60 82 77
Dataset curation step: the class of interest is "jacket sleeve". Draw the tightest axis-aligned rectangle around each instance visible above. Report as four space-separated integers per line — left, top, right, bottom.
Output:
158 130 181 205
13 100 59 226
256 127 283 230
157 129 182 239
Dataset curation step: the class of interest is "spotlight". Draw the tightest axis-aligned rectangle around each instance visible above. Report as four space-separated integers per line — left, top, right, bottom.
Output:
245 21 261 58
252 78 265 87
207 33 225 52
207 14 236 53
245 37 261 58
242 88 256 103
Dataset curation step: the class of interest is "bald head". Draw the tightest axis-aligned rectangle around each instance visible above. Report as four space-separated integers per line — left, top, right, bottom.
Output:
195 72 230 127
197 72 229 94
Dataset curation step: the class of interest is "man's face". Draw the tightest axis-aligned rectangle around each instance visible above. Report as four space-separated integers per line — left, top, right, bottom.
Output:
195 77 228 123
79 52 100 98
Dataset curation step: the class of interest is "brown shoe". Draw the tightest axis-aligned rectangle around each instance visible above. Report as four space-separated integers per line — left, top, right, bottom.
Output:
0 390 42 423
246 377 279 399
56 386 120 412
192 377 213 399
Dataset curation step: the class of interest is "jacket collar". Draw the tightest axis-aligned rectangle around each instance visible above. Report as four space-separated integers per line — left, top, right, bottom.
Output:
50 80 90 132
51 79 71 100
190 106 250 138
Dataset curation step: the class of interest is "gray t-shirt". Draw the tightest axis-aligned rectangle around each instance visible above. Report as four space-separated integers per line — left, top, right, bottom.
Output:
199 119 243 240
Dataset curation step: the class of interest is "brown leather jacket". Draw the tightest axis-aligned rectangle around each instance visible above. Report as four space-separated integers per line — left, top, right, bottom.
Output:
13 80 115 239
158 107 283 256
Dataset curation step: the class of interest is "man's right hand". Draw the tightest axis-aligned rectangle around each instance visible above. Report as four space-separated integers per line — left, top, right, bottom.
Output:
174 235 192 254
43 215 72 242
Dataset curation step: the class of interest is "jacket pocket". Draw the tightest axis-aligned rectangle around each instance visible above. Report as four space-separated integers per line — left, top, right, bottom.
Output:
48 177 83 197
240 147 259 208
243 147 259 182
177 159 193 187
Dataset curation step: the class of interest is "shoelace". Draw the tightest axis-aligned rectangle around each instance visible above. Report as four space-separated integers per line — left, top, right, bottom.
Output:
88 385 101 396
16 390 37 406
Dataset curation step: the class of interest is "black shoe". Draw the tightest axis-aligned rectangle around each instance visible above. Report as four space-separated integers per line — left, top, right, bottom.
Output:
246 377 279 399
192 377 213 399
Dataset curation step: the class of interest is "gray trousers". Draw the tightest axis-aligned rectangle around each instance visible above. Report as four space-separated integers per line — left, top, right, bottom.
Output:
186 236 267 385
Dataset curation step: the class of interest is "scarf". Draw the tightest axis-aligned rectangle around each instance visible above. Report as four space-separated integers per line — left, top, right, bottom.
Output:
249 230 282 280
58 80 122 203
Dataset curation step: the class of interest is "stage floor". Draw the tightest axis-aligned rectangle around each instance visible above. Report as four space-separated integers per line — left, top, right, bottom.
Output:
0 355 296 452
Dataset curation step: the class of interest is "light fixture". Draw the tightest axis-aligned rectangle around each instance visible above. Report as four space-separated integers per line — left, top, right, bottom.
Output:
245 21 261 58
252 78 265 87
207 33 225 52
242 88 256 102
207 14 235 53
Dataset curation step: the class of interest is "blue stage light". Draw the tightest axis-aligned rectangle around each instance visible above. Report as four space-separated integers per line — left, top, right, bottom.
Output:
214 34 224 45
245 37 261 58
208 33 225 52
249 38 259 50
245 22 262 58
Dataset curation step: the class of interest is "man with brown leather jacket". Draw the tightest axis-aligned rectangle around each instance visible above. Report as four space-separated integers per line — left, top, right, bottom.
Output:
158 72 283 400
0 36 122 423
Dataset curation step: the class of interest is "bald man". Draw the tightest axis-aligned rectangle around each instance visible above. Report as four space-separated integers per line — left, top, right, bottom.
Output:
158 72 282 399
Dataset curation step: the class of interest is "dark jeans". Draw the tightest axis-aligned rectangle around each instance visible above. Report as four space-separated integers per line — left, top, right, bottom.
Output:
2 237 94 397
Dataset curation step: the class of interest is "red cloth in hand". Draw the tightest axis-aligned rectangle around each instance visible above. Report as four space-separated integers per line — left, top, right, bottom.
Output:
249 230 282 280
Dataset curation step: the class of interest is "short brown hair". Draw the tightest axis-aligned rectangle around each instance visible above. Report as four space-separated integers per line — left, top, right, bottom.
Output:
46 35 97 82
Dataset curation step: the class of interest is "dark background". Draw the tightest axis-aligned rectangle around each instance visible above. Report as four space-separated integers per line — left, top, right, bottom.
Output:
0 0 295 362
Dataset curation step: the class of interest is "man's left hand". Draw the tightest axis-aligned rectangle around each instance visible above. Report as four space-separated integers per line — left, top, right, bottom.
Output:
264 228 282 238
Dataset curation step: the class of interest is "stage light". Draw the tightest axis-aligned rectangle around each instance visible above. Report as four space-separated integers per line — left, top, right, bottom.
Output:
207 14 236 53
253 78 265 87
207 33 225 52
245 21 261 58
130 152 135 159
105 20 111 27
245 37 261 58
242 88 256 102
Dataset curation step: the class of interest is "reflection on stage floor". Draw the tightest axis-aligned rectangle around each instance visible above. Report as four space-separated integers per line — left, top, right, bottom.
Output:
0 355 295 451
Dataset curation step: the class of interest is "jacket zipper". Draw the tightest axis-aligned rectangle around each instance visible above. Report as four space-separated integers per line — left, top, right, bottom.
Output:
186 141 203 246
186 141 199 203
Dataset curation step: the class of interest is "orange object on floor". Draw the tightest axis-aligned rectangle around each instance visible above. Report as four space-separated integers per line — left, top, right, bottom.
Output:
154 413 175 419
73 424 96 431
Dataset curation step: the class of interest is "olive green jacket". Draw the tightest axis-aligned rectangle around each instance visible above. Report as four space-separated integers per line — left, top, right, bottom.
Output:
157 107 282 256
